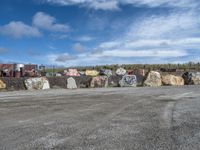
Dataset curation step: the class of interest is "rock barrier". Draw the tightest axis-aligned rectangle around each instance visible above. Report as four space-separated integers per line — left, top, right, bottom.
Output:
1 70 200 91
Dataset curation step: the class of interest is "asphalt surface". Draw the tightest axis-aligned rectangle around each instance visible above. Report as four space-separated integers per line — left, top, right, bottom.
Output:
0 86 200 150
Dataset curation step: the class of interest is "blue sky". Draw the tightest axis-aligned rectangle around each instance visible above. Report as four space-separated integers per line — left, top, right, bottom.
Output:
0 0 200 66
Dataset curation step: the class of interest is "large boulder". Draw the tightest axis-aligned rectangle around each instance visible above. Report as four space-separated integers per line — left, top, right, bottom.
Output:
116 68 126 76
86 70 99 77
67 77 77 89
90 76 108 88
74 76 92 88
24 77 50 90
182 72 200 85
0 79 6 89
64 69 80 76
108 75 122 87
144 71 162 87
119 75 137 87
162 75 184 86
99 69 112 77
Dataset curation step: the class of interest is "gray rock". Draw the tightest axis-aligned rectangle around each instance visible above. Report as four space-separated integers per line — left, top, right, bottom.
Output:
99 69 112 77
182 72 200 85
108 75 122 87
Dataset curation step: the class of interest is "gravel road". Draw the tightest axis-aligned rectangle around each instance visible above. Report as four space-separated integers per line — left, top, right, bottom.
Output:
0 86 200 150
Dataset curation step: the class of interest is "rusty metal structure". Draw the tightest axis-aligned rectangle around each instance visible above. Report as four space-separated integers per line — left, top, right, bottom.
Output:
0 64 38 77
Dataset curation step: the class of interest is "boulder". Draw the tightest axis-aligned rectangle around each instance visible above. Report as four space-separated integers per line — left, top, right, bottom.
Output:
108 75 122 87
144 71 162 87
47 77 67 89
135 74 145 86
116 68 126 76
90 76 108 88
162 75 184 86
182 72 200 85
119 75 137 87
85 70 99 77
99 69 112 77
192 72 200 85
74 76 92 88
24 77 50 90
0 79 6 89
67 77 77 89
65 69 80 76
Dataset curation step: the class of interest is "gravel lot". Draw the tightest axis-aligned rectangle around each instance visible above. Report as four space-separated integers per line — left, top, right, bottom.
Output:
0 86 200 150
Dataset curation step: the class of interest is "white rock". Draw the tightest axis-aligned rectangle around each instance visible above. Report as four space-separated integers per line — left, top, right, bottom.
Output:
67 77 77 89
24 77 50 90
116 68 126 76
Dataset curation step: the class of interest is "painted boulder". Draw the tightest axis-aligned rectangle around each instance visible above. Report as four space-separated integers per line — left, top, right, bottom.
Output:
99 69 112 77
119 75 137 87
90 76 108 88
116 68 126 76
86 70 99 77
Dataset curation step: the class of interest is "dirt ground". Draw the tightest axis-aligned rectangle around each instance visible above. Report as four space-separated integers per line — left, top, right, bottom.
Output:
0 86 200 150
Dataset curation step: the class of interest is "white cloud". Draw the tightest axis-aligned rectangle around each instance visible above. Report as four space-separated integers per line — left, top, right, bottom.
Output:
88 1 119 10
124 38 200 49
120 0 199 8
91 49 188 58
73 43 85 53
33 12 69 32
41 0 200 10
0 21 41 38
76 36 94 42
99 41 121 49
127 11 199 39
48 53 76 64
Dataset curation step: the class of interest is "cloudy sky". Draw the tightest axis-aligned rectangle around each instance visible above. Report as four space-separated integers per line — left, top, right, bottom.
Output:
0 0 200 66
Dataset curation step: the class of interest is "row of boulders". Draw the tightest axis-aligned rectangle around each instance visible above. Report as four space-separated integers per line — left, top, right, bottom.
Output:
1 71 200 91
143 71 195 87
63 67 144 77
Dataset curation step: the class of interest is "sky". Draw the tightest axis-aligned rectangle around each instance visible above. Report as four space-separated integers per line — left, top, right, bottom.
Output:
0 0 200 67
